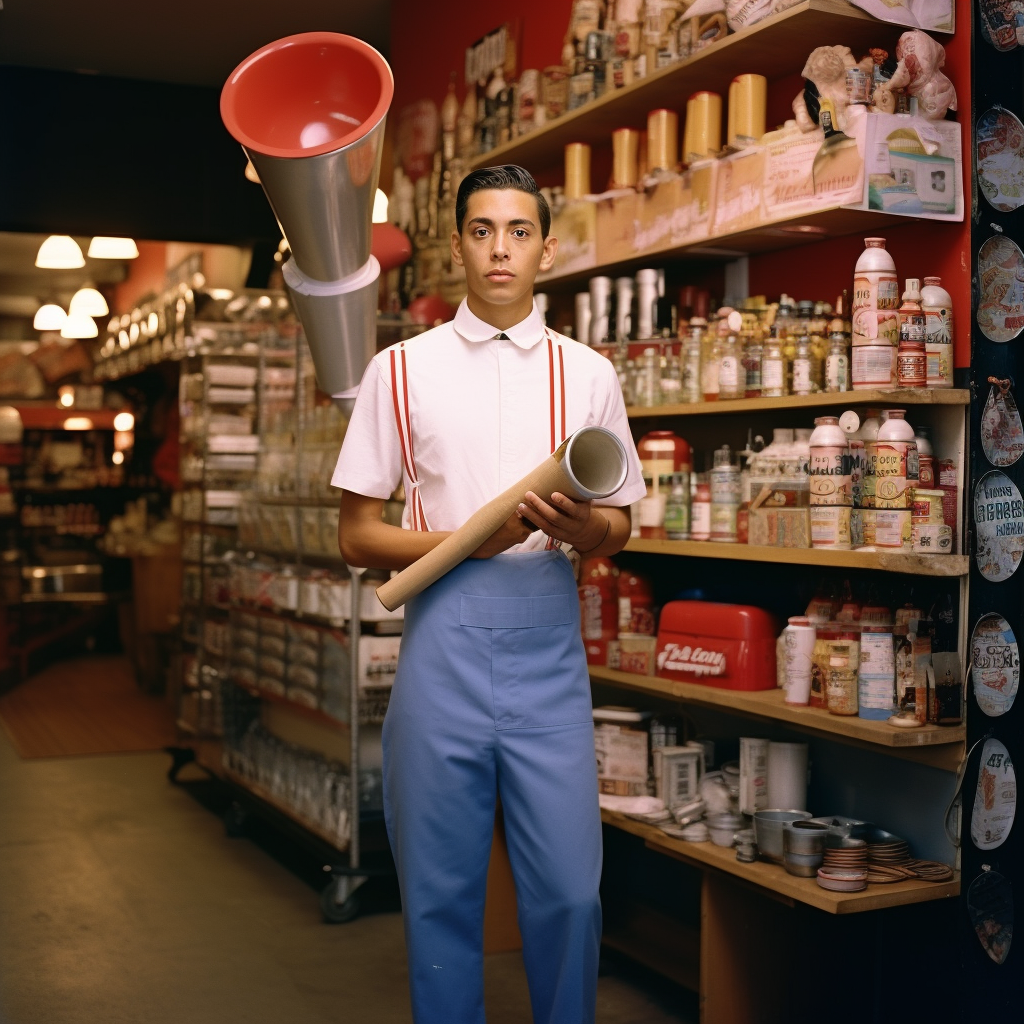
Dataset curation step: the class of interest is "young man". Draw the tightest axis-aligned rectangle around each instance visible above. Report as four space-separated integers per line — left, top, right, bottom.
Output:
333 164 644 1024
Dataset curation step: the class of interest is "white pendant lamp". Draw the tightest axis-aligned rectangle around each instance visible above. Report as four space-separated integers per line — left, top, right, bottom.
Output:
87 237 140 260
61 311 99 339
69 287 109 317
33 303 67 331
35 235 85 269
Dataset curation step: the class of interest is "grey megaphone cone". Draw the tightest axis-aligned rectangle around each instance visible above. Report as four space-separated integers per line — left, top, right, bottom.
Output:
221 32 393 396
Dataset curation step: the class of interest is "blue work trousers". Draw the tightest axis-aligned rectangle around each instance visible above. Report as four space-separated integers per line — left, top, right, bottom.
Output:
382 549 602 1024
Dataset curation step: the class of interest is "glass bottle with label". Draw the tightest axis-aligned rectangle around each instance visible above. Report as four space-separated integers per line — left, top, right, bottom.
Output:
792 336 820 395
681 319 704 404
718 333 743 400
762 332 786 398
710 445 741 543
660 353 682 406
701 330 721 402
664 472 691 540
638 347 660 407
691 474 711 541
743 331 763 398
825 332 850 392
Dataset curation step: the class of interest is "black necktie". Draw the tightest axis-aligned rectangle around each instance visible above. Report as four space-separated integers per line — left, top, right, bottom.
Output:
496 333 509 340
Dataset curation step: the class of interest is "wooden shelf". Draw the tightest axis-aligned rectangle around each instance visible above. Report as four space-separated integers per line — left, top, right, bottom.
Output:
540 206 911 288
601 809 959 914
627 388 970 419
589 666 965 770
472 0 895 173
623 538 969 577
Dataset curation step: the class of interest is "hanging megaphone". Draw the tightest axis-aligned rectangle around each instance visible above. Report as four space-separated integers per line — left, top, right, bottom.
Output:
221 32 407 401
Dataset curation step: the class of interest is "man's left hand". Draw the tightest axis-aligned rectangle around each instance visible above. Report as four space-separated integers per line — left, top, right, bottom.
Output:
518 491 601 549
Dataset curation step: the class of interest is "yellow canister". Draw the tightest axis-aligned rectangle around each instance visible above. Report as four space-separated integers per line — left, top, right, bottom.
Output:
564 142 592 200
646 109 679 173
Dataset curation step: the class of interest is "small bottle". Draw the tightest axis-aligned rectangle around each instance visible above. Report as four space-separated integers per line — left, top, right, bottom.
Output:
825 331 850 392
761 332 786 398
744 333 763 398
660 353 682 406
615 349 634 405
681 320 704 404
915 426 935 488
691 474 711 541
701 331 721 402
718 333 743 400
710 445 741 543
792 336 819 395
638 347 660 407
664 472 691 540
897 278 925 343
921 276 954 388
897 337 926 388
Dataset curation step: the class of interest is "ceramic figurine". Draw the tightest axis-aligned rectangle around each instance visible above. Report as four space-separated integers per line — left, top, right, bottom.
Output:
879 30 957 121
792 45 874 132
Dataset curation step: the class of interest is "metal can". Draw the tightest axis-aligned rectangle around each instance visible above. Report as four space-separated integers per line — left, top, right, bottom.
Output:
874 509 912 549
826 636 861 716
912 522 953 554
810 505 852 549
911 488 946 523
858 627 895 720
874 440 913 508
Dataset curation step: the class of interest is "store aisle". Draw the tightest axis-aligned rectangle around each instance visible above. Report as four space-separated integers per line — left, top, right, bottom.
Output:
0 728 696 1024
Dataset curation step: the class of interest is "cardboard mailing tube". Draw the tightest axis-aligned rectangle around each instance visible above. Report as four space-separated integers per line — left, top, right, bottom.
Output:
376 426 629 611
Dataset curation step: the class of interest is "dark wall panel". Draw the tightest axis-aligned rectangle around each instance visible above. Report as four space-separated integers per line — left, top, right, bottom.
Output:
0 66 279 245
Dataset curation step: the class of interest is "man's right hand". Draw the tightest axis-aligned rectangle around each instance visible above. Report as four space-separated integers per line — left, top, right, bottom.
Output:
470 511 536 559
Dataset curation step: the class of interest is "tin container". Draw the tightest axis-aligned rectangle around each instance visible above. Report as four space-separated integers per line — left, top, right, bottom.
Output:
783 616 816 705
911 488 946 523
912 522 953 554
810 505 852 549
859 626 896 720
753 809 813 864
618 633 658 675
739 737 769 815
783 819 828 876
874 440 913 507
875 509 912 549
825 634 861 716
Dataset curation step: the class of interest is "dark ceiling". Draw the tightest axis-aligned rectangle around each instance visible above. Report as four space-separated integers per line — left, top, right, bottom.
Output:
0 0 391 86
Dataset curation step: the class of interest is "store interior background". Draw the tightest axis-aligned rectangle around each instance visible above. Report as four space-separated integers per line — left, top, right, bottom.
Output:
0 0 1005 1021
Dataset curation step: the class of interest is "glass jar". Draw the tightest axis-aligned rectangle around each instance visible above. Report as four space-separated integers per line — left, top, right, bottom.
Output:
661 354 682 405
638 347 660 407
718 334 743 400
664 472 691 540
743 337 763 398
681 323 703 404
825 333 850 392
761 335 786 397
792 336 820 395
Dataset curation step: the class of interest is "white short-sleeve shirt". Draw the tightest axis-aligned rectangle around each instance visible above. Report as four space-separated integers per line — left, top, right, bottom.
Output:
332 298 646 551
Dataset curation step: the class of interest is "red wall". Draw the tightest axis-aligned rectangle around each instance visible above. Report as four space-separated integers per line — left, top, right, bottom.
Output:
112 241 168 314
390 0 574 115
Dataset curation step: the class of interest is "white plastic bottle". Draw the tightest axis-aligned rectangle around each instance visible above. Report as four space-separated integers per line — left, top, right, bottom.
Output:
921 275 954 388
852 237 899 349
808 416 852 506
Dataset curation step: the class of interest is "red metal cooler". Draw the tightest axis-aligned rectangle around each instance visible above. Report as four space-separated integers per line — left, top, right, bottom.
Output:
655 600 778 690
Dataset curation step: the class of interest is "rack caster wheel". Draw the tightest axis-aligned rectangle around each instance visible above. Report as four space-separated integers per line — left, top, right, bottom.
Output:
320 876 363 923
224 801 248 838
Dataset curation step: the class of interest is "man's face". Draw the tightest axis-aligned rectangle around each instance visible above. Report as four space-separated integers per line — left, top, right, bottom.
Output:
451 189 557 311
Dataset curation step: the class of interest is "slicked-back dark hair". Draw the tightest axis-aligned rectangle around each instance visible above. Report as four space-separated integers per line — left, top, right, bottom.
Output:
455 164 551 238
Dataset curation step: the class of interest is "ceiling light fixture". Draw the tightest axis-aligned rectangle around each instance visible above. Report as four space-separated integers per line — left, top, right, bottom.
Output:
69 287 109 317
87 237 139 260
33 303 67 331
35 235 85 269
113 412 135 432
63 417 94 431
61 311 99 339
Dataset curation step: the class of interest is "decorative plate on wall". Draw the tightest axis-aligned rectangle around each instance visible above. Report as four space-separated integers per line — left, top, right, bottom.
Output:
978 235 1024 343
971 614 1020 717
977 0 1023 51
971 738 1016 851
974 471 1024 581
981 378 1024 466
977 107 1024 212
968 868 1013 965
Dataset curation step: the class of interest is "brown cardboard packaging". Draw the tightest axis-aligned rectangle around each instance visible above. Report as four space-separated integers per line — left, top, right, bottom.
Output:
747 486 811 548
595 189 640 265
711 147 766 235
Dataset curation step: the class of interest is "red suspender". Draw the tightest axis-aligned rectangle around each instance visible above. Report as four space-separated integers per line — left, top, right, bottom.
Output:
390 345 428 531
545 328 568 549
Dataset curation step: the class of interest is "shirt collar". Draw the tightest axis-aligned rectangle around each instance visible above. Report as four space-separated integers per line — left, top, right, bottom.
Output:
452 298 547 350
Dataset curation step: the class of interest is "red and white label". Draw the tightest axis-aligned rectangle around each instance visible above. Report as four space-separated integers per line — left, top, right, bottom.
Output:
656 642 727 677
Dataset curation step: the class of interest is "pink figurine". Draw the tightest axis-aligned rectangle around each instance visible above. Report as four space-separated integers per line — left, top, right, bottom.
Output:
882 31 957 121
